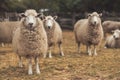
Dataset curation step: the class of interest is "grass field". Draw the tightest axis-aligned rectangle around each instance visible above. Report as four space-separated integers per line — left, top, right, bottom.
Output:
0 30 120 80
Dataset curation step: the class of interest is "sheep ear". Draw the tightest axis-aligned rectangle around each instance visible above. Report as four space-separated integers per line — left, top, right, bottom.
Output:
36 13 41 17
40 15 45 20
99 13 102 17
36 13 43 17
19 13 26 17
37 13 45 20
87 14 91 17
111 30 115 33
53 16 58 20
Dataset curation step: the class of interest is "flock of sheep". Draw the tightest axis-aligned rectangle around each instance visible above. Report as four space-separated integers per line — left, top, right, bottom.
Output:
0 9 120 75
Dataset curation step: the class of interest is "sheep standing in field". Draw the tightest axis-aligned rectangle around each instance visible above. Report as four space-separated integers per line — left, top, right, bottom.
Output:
74 12 103 56
102 21 120 38
42 16 64 58
12 9 48 75
0 21 20 47
105 29 120 48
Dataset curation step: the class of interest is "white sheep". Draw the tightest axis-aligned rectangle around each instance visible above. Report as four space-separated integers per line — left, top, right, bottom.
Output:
42 15 64 58
102 21 120 39
105 29 120 48
74 12 103 56
0 21 20 47
12 9 48 75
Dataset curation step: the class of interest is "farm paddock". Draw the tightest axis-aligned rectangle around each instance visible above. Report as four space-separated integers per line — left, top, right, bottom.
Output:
0 30 120 80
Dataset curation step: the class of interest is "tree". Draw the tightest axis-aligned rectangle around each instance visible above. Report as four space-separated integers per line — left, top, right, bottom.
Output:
0 0 10 11
1 0 120 13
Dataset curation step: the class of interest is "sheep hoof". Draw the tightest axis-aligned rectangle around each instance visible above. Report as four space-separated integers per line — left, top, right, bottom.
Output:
60 52 64 56
43 55 47 58
94 53 98 56
89 55 92 56
1 43 5 47
19 63 23 68
28 72 33 75
49 55 52 58
104 46 107 49
36 71 40 74
19 65 23 68
88 53 92 56
28 68 33 75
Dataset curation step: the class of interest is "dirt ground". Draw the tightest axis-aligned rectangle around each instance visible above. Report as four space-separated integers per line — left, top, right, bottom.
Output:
0 30 120 80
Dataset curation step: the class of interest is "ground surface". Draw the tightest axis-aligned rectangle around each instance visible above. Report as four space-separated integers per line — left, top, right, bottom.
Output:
0 30 120 80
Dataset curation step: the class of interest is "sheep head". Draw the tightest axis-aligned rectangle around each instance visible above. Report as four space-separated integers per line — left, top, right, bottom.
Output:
20 9 41 30
87 12 102 26
43 16 57 29
112 29 120 40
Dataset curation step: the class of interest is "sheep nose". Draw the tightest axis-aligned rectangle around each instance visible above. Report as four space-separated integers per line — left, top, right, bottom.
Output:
48 26 51 29
113 35 116 38
94 21 97 24
29 23 33 26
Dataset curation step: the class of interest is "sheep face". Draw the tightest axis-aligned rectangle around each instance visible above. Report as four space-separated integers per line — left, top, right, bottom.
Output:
88 12 102 26
113 29 120 39
20 9 41 29
43 16 57 29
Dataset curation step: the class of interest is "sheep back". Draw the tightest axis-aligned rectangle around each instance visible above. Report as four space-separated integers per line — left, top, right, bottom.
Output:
102 21 120 34
0 21 20 43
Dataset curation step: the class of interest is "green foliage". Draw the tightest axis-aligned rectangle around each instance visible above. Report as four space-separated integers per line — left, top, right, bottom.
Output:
0 0 120 12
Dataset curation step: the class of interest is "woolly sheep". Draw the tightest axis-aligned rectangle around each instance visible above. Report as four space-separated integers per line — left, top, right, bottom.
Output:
0 21 20 46
105 29 120 48
42 15 64 58
12 9 48 75
74 12 103 56
102 21 120 38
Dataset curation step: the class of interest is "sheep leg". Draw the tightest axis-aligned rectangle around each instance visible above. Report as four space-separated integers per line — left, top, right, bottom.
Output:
19 56 23 67
35 57 40 74
28 58 33 75
104 41 107 48
43 52 47 58
88 46 92 56
94 45 97 56
48 47 52 58
104 33 107 40
86 46 89 54
1 43 5 47
78 42 81 53
58 43 64 56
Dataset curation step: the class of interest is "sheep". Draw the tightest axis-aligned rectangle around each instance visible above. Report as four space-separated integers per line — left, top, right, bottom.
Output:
42 15 64 58
74 12 103 56
0 21 20 47
12 9 48 75
102 21 120 39
105 29 120 48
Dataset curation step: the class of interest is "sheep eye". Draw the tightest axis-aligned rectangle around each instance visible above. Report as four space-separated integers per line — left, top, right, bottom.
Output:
21 14 27 17
35 16 39 18
88 14 91 17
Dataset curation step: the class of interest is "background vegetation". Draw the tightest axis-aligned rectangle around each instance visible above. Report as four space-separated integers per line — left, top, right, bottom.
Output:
0 0 120 13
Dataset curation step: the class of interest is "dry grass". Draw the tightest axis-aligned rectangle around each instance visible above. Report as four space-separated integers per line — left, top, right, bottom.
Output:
0 30 120 80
